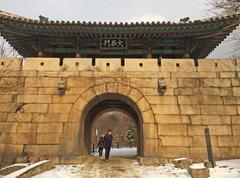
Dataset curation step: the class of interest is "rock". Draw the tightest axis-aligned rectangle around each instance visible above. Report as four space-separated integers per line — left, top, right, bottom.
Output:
204 160 216 168
188 166 210 178
29 157 40 163
138 157 160 165
173 158 193 169
15 156 30 163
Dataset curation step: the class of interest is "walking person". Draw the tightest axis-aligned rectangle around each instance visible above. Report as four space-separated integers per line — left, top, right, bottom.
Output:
103 129 113 162
97 136 104 156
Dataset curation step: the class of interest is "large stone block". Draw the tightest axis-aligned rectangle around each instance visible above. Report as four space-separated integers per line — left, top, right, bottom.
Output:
16 123 37 133
32 113 68 122
188 126 207 136
174 88 194 96
67 78 94 88
189 125 231 136
144 138 160 156
146 96 177 104
118 84 131 95
220 147 238 159
24 87 39 95
17 95 52 103
200 105 237 115
25 77 60 88
161 136 193 146
52 95 79 103
233 87 240 96
204 78 231 87
203 87 233 96
23 58 60 71
48 104 72 113
191 115 231 125
130 77 158 88
137 98 150 112
198 58 235 72
155 115 190 124
80 88 96 102
0 122 17 133
0 113 7 122
37 133 61 144
180 105 200 115
144 124 158 139
178 78 199 88
192 136 218 147
37 123 63 133
63 58 92 71
72 97 87 111
128 88 143 102
160 59 196 72
65 87 87 95
2 133 36 144
124 58 159 72
0 103 19 112
0 144 23 156
95 58 121 72
0 58 22 70
161 146 190 158
23 104 48 113
220 72 236 78
158 124 188 136
232 125 240 135
0 95 13 103
231 116 240 124
62 123 80 137
142 110 155 123
7 113 32 122
190 147 208 160
24 145 60 156
152 105 180 115
68 109 82 123
106 82 119 93
38 88 58 95
218 136 240 147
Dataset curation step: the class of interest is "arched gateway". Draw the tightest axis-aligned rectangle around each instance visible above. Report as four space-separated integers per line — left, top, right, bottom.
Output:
1 11 240 164
59 83 159 157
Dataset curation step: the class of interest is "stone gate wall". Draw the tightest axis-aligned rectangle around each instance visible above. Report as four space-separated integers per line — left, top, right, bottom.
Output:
0 57 240 163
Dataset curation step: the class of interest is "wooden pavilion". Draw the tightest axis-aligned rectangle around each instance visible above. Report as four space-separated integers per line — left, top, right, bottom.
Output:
0 11 239 59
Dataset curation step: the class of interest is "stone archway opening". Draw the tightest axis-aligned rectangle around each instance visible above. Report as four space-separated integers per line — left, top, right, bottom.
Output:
91 110 138 157
82 93 144 157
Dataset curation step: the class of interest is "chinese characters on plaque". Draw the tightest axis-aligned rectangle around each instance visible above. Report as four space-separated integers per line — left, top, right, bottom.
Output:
100 38 127 49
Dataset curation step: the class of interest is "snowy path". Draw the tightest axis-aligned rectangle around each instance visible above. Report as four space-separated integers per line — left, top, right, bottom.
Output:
33 148 240 178
33 156 140 178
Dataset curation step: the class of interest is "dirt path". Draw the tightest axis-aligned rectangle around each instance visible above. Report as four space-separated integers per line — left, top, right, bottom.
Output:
75 156 140 178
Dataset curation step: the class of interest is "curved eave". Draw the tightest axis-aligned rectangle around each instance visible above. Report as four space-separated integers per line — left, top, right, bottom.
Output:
0 12 239 58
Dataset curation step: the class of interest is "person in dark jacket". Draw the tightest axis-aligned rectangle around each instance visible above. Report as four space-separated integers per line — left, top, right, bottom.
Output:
97 136 104 156
103 129 113 162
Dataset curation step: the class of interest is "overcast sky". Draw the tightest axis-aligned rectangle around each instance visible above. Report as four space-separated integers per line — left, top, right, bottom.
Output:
0 0 238 58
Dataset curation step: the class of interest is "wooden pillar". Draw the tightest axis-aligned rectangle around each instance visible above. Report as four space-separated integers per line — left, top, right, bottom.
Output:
147 46 152 58
76 40 81 58
37 37 43 57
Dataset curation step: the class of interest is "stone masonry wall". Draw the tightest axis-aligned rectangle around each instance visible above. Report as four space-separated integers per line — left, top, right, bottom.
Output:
0 57 240 163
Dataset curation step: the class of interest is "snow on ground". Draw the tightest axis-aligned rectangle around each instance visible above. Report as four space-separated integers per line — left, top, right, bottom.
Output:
33 165 86 178
93 147 137 157
210 159 240 178
134 162 190 178
31 148 240 178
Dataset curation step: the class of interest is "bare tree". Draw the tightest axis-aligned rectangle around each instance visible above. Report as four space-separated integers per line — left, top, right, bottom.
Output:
207 0 240 58
0 36 19 57
207 0 240 15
